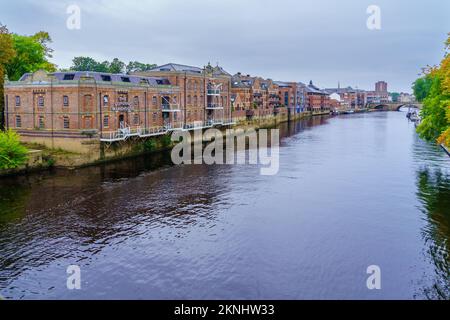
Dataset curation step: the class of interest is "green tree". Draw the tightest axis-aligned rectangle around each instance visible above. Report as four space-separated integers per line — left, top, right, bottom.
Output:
6 33 56 81
71 56 104 72
0 130 28 170
109 58 125 74
413 75 434 102
0 23 16 129
415 34 450 145
126 61 157 73
390 92 400 102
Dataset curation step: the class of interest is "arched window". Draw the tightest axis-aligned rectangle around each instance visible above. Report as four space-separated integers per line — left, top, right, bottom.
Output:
152 96 157 106
103 95 109 107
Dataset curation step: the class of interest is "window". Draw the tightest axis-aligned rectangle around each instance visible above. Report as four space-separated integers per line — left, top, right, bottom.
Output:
133 114 139 125
117 94 128 102
133 96 139 107
194 95 198 106
63 116 70 129
101 75 112 81
103 95 109 106
63 95 69 107
15 115 21 128
194 82 198 91
173 96 177 104
63 74 75 80
152 96 157 106
15 96 21 107
153 112 157 121
103 116 109 128
187 95 191 104
174 113 178 121
38 96 44 107
121 77 131 83
38 116 45 129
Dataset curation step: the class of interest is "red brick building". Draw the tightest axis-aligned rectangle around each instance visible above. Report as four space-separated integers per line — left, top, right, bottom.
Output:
135 62 233 129
4 70 184 147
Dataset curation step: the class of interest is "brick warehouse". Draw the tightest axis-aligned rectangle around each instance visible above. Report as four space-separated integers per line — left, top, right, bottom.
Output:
4 62 335 155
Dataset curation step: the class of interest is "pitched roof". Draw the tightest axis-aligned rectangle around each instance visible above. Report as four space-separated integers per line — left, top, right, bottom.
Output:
19 71 171 86
148 63 203 74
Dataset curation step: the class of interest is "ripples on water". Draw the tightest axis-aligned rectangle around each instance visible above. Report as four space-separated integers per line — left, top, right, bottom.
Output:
0 112 449 299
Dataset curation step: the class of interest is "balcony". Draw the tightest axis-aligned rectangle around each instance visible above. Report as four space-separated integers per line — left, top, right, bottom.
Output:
206 103 223 110
162 104 181 112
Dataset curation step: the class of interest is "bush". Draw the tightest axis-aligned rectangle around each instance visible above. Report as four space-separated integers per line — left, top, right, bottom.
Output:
143 139 157 152
0 130 28 169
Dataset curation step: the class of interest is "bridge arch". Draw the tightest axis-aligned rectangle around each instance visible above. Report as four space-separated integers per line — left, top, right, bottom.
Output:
373 104 389 110
396 104 420 111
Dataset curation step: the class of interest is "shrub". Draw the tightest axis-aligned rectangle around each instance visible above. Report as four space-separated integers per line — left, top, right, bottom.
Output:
143 139 157 152
0 130 28 169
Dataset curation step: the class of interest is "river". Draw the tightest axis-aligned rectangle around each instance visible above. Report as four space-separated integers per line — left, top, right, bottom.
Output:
0 111 449 299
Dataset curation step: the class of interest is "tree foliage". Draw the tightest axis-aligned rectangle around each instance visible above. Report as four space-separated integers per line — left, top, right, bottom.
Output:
0 23 16 129
126 61 157 73
413 76 434 102
415 34 450 146
0 130 28 170
6 32 56 81
70 57 156 74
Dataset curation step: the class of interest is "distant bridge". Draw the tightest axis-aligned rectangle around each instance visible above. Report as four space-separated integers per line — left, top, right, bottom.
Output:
366 102 423 112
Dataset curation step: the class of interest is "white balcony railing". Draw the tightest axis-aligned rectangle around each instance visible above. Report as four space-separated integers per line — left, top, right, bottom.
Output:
206 103 223 110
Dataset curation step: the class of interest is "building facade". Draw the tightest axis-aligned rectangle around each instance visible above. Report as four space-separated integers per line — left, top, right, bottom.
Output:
135 62 233 129
4 70 186 147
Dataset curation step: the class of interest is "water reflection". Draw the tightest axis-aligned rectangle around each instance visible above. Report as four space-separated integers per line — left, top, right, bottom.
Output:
0 113 449 299
415 168 450 299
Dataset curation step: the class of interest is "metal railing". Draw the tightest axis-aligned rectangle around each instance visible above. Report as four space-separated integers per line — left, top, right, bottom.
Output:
206 103 223 109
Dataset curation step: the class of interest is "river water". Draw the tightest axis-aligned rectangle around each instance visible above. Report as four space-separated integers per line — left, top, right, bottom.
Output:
0 111 449 300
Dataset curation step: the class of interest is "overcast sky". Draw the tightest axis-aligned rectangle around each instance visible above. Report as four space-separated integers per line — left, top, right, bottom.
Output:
1 0 449 92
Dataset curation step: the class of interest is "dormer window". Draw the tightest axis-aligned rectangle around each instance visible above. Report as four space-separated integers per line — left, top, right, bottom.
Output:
101 75 112 81
63 74 75 80
121 77 131 83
